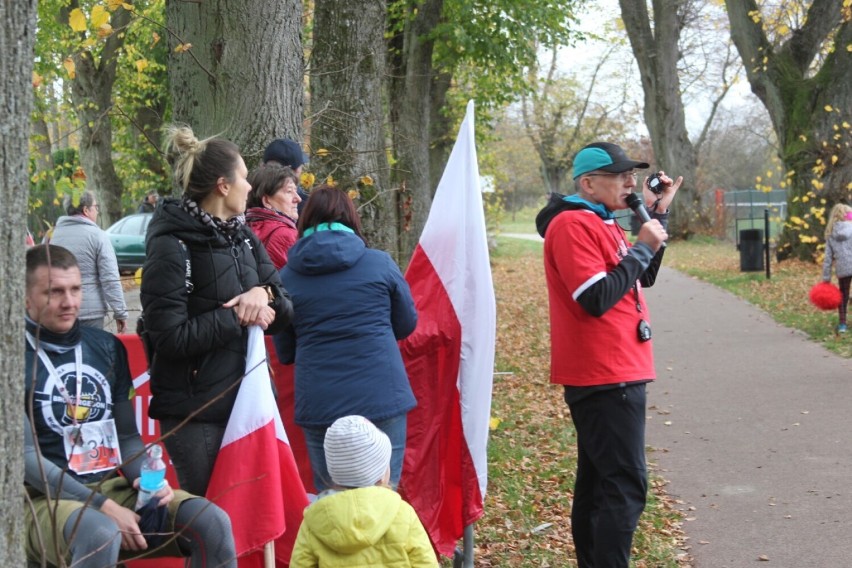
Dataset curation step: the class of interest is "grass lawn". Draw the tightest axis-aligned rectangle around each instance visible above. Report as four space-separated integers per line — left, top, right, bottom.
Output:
499 210 540 234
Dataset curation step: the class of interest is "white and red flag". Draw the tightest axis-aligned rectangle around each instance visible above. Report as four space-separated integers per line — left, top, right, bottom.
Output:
206 326 309 567
400 100 496 557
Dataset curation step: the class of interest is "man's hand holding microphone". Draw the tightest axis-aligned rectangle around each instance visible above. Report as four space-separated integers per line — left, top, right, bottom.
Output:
627 171 683 252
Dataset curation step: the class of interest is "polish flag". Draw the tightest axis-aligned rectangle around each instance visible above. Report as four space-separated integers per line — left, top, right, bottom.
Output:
206 326 309 566
400 100 496 557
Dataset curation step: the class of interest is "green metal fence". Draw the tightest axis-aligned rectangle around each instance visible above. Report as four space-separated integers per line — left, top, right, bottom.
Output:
723 189 787 242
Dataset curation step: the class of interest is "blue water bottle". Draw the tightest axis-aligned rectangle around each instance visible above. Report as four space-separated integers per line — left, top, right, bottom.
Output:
136 443 167 510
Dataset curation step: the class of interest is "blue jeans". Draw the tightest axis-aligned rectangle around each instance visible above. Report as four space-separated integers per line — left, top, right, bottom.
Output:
302 413 407 493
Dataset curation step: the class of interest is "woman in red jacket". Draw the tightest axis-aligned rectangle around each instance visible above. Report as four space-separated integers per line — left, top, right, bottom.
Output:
246 163 302 269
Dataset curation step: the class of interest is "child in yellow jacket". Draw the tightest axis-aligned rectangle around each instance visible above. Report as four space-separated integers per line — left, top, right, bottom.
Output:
290 415 438 567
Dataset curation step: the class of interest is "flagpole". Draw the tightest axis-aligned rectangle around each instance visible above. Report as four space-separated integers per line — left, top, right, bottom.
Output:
263 541 275 568
452 524 475 568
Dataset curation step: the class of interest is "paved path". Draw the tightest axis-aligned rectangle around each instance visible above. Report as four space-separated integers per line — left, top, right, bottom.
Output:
644 267 852 567
503 232 543 242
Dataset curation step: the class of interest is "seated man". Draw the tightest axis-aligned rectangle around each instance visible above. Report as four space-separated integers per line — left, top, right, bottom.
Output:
24 244 236 567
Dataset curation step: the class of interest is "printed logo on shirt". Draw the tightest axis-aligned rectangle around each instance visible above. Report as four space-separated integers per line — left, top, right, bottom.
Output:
33 362 114 436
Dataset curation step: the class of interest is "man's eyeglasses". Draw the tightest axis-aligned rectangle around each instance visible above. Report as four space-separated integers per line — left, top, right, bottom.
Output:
87 204 100 211
585 171 637 182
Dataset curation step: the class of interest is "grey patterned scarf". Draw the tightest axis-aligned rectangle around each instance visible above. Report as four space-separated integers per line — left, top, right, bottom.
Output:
181 196 245 237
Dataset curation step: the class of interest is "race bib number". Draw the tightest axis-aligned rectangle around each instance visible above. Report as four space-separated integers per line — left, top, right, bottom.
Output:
63 419 122 475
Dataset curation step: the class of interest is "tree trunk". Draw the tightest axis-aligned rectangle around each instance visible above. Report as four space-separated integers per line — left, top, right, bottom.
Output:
620 0 701 238
30 113 58 234
134 103 168 188
31 113 54 186
0 0 36 563
725 0 850 260
66 4 132 226
388 0 444 264
131 38 170 196
310 0 397 256
167 0 304 165
428 69 453 197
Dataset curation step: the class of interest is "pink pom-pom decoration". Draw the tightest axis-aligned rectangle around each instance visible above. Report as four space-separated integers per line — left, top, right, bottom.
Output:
809 282 842 311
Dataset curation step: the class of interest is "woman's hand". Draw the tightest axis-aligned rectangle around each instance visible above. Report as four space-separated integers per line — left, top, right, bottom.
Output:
223 287 277 329
643 171 683 213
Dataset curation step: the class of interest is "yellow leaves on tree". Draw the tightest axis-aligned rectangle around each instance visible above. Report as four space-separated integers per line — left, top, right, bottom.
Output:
68 8 87 32
97 24 113 39
107 0 133 11
91 5 110 27
174 43 193 53
68 4 126 39
63 57 76 79
135 59 148 73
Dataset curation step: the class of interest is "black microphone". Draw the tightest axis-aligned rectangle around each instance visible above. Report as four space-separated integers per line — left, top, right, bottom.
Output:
625 193 666 248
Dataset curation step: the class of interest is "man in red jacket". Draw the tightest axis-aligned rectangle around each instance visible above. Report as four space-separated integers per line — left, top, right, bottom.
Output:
535 142 681 568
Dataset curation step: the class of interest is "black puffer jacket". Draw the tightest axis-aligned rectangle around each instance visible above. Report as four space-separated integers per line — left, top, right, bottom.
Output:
140 198 293 423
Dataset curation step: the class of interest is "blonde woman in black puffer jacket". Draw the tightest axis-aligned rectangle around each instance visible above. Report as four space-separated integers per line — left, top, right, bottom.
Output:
141 124 293 496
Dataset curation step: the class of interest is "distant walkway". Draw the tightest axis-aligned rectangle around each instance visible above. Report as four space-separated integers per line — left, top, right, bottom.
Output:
502 232 542 242
645 267 852 567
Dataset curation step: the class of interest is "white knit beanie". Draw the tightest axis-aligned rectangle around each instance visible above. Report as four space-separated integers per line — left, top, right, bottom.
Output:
324 415 392 488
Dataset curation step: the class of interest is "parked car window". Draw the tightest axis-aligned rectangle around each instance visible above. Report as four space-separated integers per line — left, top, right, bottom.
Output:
105 212 152 273
121 214 147 235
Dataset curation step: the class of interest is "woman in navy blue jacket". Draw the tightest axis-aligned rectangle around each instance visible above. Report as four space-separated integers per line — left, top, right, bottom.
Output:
274 185 417 492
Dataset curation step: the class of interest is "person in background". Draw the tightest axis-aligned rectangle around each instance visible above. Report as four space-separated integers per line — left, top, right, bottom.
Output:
290 415 437 567
137 192 159 213
274 185 417 493
49 190 128 333
24 244 236 567
535 142 681 568
263 138 310 214
245 163 301 270
141 124 294 496
822 202 852 334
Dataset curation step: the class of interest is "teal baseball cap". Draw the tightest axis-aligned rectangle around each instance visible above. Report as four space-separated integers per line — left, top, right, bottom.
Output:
572 142 649 179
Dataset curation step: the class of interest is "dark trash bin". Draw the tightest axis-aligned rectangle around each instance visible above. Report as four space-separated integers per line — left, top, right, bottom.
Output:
739 229 764 272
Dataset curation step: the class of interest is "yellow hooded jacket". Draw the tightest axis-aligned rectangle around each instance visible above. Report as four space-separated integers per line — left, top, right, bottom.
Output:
290 486 437 567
